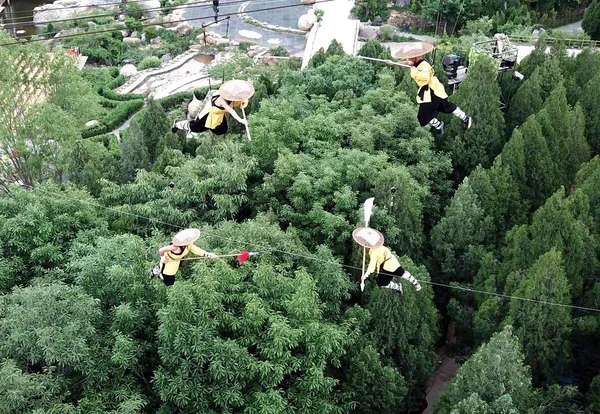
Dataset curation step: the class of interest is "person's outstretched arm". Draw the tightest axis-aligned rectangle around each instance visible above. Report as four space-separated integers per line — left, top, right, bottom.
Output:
189 244 216 258
219 100 248 126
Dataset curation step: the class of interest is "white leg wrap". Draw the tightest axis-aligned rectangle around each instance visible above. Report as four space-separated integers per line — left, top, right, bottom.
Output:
385 281 403 293
174 120 190 132
401 271 419 286
429 118 443 129
452 107 467 121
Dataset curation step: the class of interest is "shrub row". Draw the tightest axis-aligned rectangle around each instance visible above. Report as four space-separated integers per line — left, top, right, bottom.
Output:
81 99 144 138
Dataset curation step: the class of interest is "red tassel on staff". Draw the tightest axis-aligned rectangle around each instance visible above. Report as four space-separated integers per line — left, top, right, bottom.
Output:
237 250 250 263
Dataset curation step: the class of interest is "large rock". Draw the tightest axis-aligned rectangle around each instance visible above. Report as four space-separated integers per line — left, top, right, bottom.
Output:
123 37 142 46
54 28 84 38
163 13 179 28
358 25 379 40
85 120 100 127
151 36 162 44
145 16 164 25
55 0 80 6
297 10 318 31
197 30 229 45
247 45 269 58
161 53 172 63
33 0 119 24
120 64 138 78
175 21 192 36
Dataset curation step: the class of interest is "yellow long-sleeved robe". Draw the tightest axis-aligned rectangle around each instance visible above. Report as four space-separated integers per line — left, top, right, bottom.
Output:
162 244 209 276
410 60 448 104
366 245 401 274
196 92 249 129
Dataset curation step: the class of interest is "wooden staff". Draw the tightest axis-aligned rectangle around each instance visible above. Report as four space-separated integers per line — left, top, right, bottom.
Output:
179 251 260 263
357 55 413 68
241 107 251 141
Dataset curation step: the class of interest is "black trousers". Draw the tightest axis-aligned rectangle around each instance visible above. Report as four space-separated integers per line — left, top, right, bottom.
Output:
160 263 176 286
376 266 405 287
417 93 457 126
189 114 229 135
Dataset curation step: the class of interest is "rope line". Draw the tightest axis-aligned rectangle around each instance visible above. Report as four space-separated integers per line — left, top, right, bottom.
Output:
0 0 332 46
2 0 173 17
2 0 292 27
15 183 600 314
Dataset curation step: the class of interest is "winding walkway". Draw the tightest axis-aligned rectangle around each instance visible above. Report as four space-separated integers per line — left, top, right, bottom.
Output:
184 0 309 54
301 0 359 69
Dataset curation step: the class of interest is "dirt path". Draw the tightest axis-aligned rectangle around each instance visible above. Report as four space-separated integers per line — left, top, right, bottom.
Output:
423 350 460 413
422 321 460 413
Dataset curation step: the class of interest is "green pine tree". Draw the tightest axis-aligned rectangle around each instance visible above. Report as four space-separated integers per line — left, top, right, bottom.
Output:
446 54 506 177
506 249 572 386
507 67 544 131
139 98 169 162
434 326 534 413
120 120 150 183
583 0 600 40
580 74 600 153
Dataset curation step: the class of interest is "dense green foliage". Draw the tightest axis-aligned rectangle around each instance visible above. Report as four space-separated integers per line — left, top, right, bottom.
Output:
583 0 600 40
2 17 600 413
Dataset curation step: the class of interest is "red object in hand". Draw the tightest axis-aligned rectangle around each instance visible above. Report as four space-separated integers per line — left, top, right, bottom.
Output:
237 250 250 263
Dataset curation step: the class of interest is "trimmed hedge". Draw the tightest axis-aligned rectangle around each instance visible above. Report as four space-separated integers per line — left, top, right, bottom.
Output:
155 86 216 111
98 98 120 109
98 75 144 101
138 56 162 70
82 123 108 139
104 99 144 130
106 75 126 90
100 86 144 101
82 99 144 138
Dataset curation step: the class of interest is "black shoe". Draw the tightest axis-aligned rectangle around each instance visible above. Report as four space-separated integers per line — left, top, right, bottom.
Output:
463 116 472 129
171 120 179 133
436 121 444 137
150 267 161 279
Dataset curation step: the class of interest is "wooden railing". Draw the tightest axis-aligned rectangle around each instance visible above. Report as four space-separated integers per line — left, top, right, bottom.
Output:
508 35 600 49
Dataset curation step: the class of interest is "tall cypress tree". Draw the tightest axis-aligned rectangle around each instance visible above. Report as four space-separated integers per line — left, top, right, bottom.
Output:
519 115 558 211
139 98 169 162
434 326 535 413
446 54 505 177
580 74 600 153
507 67 544 131
506 249 572 386
583 0 600 40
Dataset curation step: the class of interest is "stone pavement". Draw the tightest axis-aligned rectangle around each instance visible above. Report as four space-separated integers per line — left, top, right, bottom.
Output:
302 0 359 69
184 0 310 54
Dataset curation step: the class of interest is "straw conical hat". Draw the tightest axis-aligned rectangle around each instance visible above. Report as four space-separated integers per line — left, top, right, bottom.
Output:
352 227 384 248
393 42 435 59
218 80 255 101
172 228 201 246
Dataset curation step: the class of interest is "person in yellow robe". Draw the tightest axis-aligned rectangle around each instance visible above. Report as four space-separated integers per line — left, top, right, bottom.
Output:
386 50 472 137
353 227 421 293
171 91 248 136
150 228 216 286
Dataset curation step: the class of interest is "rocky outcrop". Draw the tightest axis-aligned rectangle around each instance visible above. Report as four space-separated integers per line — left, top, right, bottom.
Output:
196 31 229 46
119 64 138 78
34 0 161 25
298 9 318 31
174 21 192 36
123 37 142 46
